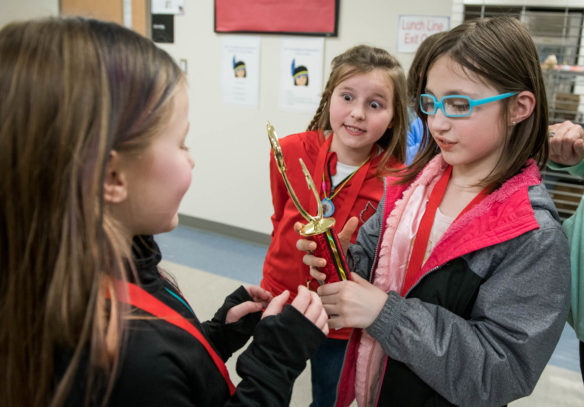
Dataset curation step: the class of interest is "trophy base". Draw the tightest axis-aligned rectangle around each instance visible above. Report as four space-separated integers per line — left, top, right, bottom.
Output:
300 218 351 283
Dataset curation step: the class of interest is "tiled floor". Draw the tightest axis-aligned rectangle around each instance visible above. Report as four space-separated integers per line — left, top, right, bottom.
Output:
156 225 584 406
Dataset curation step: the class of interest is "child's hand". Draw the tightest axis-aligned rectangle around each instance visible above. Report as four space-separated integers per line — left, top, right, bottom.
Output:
261 286 329 335
549 120 584 166
246 285 272 306
295 217 359 283
317 273 387 330
261 289 290 319
296 233 327 281
225 286 272 324
336 216 359 254
290 285 329 335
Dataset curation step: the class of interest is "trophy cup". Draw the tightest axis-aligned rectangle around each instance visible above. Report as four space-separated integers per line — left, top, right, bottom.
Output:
266 122 351 283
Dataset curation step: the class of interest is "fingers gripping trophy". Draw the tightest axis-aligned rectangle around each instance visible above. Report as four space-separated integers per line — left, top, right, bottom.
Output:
266 122 351 283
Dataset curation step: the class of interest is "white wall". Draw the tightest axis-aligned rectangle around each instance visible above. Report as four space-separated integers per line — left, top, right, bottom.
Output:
1 0 454 234
160 0 454 235
0 0 58 26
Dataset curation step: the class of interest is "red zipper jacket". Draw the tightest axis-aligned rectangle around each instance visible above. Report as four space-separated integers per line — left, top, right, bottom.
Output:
261 130 401 340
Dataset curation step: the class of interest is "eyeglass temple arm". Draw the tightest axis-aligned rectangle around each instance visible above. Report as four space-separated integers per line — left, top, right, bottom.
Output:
469 92 518 107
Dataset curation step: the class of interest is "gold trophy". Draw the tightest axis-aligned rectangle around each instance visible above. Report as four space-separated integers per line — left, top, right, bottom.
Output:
266 122 351 283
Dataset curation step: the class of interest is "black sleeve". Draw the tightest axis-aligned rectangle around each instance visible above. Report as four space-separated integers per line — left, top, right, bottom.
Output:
226 304 326 406
61 297 325 406
201 286 262 360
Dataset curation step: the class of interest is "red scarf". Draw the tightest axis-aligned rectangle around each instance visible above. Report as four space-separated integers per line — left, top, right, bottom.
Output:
115 281 236 395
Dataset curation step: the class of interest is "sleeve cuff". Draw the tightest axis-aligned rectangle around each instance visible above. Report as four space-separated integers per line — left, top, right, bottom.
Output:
366 291 404 341
212 285 251 323
548 160 584 177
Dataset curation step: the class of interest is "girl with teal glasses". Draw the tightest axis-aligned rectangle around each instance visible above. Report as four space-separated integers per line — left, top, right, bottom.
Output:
419 91 517 118
299 16 570 406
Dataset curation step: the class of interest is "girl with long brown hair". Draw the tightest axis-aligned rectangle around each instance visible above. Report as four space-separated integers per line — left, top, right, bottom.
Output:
0 16 328 407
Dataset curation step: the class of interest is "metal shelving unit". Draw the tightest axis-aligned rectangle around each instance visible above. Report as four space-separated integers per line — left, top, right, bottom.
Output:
542 168 584 220
465 5 584 220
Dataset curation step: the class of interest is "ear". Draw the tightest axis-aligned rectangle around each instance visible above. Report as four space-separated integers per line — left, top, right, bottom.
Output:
104 150 128 204
509 91 536 125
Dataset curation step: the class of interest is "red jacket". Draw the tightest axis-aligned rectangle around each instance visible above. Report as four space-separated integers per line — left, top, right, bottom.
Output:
261 130 400 339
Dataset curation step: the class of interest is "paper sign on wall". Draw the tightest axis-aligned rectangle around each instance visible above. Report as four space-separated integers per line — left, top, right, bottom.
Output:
279 38 324 113
397 15 449 53
221 36 261 107
152 0 185 15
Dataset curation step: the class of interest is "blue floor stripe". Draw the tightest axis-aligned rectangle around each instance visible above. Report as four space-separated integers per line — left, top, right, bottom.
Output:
155 224 581 374
156 225 267 285
550 323 580 373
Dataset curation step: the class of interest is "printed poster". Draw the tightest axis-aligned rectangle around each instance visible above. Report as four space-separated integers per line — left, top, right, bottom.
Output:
221 36 261 107
279 38 324 112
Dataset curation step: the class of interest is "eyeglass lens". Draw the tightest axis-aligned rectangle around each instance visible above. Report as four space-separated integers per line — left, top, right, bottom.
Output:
421 95 471 116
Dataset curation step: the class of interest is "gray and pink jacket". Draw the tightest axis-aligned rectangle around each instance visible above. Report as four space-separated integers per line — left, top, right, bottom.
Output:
336 155 571 407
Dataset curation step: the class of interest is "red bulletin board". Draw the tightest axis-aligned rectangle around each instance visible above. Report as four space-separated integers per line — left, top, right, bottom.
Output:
214 0 339 36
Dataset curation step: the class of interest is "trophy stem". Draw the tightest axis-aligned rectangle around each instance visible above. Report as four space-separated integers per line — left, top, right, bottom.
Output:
266 121 324 224
311 230 350 282
266 121 350 283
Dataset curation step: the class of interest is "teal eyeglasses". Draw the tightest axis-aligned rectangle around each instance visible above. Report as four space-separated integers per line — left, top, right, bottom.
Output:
420 92 518 118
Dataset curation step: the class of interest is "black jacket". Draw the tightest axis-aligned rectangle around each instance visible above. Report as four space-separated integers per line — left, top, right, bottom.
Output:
60 235 325 406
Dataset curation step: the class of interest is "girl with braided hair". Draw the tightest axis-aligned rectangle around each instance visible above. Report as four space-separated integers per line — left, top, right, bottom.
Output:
261 44 408 406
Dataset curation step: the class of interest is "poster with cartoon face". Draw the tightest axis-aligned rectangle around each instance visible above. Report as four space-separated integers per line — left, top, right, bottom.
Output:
279 38 323 112
221 36 260 106
291 60 309 86
233 58 247 78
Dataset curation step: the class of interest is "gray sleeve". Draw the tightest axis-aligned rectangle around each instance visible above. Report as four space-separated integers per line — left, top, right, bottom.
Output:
367 221 571 406
347 194 385 281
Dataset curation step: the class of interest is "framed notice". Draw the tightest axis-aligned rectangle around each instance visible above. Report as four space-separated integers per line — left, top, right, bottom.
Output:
214 0 339 37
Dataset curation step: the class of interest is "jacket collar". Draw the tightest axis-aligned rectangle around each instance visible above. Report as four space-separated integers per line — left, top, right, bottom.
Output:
388 155 543 295
131 235 162 285
421 157 541 284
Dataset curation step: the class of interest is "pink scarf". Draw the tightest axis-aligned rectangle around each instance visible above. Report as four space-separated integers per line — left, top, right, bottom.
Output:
355 156 447 406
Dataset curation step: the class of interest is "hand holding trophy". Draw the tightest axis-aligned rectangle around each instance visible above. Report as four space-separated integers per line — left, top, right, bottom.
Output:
266 121 351 283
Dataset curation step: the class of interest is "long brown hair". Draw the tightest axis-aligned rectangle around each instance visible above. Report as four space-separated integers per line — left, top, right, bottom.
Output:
307 45 408 175
0 17 183 406
406 32 446 105
403 17 549 189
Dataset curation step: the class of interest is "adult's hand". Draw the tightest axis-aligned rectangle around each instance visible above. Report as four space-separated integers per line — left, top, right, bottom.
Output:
549 120 584 166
